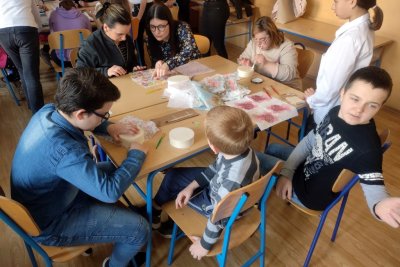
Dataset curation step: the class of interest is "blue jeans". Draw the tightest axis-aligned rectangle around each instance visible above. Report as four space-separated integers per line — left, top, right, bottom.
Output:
257 143 306 207
256 143 294 176
154 167 208 208
34 162 149 267
0 26 44 113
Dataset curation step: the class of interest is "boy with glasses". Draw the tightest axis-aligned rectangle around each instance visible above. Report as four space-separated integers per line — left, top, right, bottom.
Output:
11 67 149 267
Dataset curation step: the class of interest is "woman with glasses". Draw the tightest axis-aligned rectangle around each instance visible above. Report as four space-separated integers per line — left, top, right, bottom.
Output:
146 2 200 78
77 3 145 77
238 16 301 90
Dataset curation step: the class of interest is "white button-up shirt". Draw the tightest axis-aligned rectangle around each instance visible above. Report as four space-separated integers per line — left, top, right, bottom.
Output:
307 13 374 124
0 0 41 29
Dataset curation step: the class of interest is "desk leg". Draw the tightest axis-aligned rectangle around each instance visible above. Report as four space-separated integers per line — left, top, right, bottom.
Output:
298 107 308 141
145 170 157 267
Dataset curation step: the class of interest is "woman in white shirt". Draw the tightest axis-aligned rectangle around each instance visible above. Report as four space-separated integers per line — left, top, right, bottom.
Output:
238 16 301 90
305 0 384 126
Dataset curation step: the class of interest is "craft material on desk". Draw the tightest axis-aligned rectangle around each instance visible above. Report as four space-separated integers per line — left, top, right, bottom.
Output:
174 61 214 77
169 127 195 149
262 87 272 99
118 116 159 140
151 109 199 127
200 73 250 101
120 127 145 149
155 133 166 149
270 85 280 96
226 91 298 131
167 75 190 87
130 69 177 88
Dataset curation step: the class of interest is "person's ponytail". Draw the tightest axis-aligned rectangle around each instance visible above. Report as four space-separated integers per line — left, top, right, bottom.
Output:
370 5 383 31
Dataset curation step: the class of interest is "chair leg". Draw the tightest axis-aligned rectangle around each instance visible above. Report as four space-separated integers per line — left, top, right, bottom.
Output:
304 211 329 267
331 193 349 242
24 242 40 267
167 223 179 265
264 128 272 153
286 120 292 140
1 69 20 106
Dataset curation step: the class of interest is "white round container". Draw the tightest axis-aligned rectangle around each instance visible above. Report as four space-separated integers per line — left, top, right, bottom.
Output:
167 75 190 87
237 65 254 78
169 127 195 149
120 127 145 149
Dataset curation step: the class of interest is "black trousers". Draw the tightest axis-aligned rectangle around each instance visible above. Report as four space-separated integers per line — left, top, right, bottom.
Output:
199 1 230 58
133 2 153 66
0 26 44 113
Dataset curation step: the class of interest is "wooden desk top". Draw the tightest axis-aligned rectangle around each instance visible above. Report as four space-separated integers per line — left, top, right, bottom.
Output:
110 56 305 117
98 104 208 179
276 17 392 49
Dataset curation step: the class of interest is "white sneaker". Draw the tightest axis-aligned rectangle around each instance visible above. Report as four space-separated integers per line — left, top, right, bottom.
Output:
102 257 110 267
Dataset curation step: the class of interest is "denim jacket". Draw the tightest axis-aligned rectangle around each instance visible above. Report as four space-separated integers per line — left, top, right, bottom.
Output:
11 104 146 229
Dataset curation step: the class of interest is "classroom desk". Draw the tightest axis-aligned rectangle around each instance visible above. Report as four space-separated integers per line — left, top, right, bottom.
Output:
96 55 306 267
110 55 306 117
275 17 393 66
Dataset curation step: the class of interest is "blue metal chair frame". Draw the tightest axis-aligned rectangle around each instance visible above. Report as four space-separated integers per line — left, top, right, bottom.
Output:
301 174 360 267
1 68 20 106
55 31 85 80
0 209 54 267
167 173 279 267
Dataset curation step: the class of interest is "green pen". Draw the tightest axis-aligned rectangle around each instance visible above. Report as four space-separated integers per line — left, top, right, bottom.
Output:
155 133 166 149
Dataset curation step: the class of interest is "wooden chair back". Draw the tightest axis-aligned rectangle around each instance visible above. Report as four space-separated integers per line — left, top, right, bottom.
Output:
131 17 140 41
194 34 210 55
0 185 93 263
0 187 41 236
295 46 314 79
170 5 179 20
211 161 283 223
48 29 91 74
69 48 79 68
48 29 91 51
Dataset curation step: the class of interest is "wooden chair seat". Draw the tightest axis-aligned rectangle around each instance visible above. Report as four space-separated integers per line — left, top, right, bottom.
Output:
163 161 283 266
163 202 260 256
0 189 94 266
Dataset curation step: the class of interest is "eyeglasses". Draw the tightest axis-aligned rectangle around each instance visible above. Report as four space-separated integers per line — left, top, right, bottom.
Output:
91 110 111 123
253 35 270 45
150 23 169 33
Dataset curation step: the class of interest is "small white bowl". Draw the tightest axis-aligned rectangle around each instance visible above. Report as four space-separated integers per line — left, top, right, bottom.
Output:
237 66 254 78
120 127 145 149
169 127 194 149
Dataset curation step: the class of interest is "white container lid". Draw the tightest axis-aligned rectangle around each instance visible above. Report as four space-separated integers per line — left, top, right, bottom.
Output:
167 75 190 86
169 127 195 149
